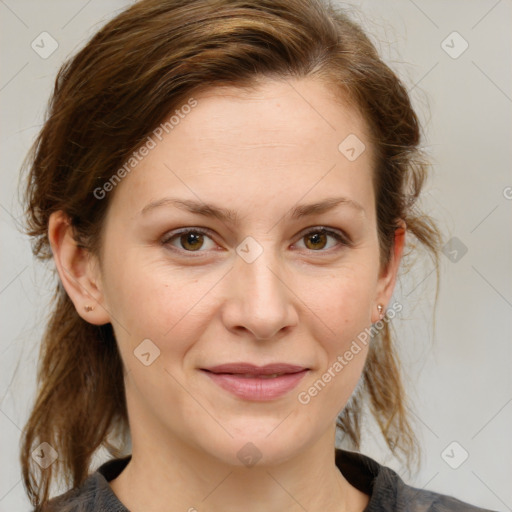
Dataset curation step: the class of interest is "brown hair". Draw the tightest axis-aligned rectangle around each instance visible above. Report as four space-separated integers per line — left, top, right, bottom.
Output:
20 0 441 509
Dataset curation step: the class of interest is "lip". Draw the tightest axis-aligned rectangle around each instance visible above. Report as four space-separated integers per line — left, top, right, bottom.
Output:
201 363 309 401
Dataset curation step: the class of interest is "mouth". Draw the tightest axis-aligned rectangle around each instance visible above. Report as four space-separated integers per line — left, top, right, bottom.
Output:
202 362 308 375
200 363 309 401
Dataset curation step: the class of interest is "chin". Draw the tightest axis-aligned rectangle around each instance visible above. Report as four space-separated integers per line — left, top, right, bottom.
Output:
190 417 317 469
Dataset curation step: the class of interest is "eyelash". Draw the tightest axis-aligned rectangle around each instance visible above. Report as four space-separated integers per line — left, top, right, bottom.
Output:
161 226 351 256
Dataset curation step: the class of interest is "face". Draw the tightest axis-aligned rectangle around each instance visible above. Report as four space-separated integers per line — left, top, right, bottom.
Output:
65 77 401 467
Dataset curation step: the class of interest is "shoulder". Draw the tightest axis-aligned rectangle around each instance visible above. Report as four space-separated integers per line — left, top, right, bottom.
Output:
35 457 131 512
35 475 102 512
396 478 497 512
335 448 498 512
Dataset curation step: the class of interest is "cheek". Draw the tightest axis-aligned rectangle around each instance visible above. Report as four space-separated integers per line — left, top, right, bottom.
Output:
314 265 376 335
300 274 372 413
102 251 218 351
307 262 376 400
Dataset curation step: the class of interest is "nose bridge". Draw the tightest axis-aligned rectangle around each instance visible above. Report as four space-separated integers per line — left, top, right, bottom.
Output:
240 244 281 295
226 235 296 338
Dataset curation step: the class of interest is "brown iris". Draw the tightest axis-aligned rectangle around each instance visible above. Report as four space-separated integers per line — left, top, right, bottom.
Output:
180 231 205 251
304 231 328 250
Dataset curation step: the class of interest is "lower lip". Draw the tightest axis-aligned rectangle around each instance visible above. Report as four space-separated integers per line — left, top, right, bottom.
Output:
201 370 308 401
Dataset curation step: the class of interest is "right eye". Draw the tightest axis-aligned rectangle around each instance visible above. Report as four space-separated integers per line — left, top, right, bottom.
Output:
161 227 217 253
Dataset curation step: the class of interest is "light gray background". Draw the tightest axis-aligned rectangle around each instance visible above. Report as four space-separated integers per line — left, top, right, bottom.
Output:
1 1 511 510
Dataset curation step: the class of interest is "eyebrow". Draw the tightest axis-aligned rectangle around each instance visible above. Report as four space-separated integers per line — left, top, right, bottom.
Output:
139 196 365 224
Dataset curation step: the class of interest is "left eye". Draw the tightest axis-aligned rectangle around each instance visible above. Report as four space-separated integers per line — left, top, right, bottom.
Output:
295 228 348 252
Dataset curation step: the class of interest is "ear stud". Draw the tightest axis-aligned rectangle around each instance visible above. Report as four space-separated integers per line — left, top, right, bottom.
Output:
377 304 384 319
84 304 94 312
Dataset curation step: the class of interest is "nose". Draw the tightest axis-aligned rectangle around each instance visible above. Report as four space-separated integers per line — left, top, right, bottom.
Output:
221 243 299 340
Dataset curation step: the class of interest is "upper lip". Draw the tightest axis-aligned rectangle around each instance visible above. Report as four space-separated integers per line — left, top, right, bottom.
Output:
202 363 308 375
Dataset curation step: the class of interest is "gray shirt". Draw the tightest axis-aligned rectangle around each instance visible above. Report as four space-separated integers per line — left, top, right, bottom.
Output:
41 449 499 511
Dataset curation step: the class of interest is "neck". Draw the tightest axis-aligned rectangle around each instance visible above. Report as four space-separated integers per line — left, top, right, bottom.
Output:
109 425 369 512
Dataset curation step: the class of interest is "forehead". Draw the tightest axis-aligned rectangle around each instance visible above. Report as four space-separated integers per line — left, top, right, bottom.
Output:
182 77 369 154
107 77 375 220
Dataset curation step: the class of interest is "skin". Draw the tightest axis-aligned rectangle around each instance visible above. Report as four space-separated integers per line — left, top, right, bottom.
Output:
49 77 405 512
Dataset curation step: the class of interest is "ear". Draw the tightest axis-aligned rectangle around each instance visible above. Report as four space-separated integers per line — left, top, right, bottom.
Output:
48 211 110 325
372 221 406 323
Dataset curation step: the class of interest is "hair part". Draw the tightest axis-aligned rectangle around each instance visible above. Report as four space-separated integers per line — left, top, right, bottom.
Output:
20 0 441 508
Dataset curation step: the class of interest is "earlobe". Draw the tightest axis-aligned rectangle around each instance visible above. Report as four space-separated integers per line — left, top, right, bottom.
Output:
48 211 110 326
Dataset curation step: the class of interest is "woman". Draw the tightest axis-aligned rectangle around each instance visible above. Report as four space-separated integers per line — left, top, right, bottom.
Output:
19 0 497 510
